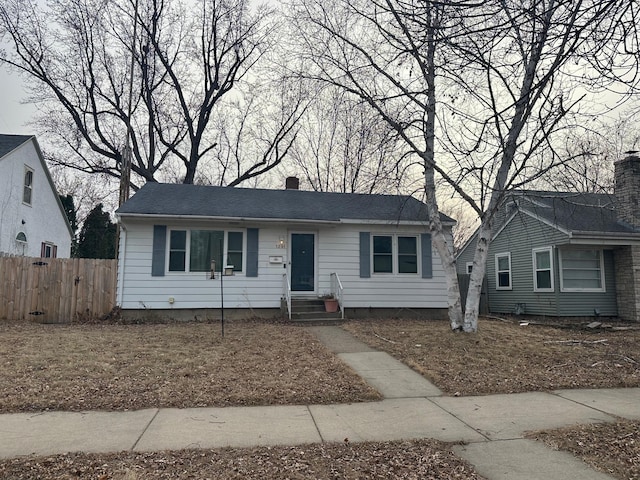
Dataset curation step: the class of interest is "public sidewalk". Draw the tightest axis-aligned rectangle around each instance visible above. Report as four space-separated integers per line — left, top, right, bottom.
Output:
1 326 638 480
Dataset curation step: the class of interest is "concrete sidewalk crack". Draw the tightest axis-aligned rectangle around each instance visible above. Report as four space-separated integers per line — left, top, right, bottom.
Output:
306 406 325 443
425 398 492 442
131 409 160 451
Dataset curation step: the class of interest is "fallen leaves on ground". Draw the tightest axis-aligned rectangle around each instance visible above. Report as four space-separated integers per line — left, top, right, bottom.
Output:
0 320 380 413
343 318 640 396
528 420 640 480
0 440 486 480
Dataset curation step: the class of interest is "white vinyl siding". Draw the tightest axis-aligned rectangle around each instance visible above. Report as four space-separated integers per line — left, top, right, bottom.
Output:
533 247 554 292
560 249 605 292
117 223 448 310
495 252 512 290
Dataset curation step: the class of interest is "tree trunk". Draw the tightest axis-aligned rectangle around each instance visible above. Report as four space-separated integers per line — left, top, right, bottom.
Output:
463 221 492 332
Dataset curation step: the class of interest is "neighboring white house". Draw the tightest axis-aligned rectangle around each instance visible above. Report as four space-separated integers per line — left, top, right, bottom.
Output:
0 134 72 258
115 181 456 320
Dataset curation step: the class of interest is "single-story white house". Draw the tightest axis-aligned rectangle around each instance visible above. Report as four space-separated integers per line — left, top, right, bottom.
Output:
115 179 455 321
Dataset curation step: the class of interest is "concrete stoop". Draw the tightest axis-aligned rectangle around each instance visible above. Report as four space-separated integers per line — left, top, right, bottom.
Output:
288 298 343 323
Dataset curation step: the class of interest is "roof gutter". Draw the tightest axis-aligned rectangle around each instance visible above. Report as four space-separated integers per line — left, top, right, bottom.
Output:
115 212 451 227
563 230 640 245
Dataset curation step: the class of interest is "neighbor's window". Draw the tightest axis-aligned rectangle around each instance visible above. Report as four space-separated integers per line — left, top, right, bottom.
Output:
41 242 57 258
533 247 554 292
23 166 33 205
466 262 473 274
169 229 243 273
560 249 604 292
495 252 512 290
372 234 418 275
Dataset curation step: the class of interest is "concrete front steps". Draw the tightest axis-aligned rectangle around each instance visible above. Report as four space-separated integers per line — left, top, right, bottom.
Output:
289 297 343 323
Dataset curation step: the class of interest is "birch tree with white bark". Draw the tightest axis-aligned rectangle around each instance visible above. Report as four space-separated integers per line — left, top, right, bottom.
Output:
288 0 638 332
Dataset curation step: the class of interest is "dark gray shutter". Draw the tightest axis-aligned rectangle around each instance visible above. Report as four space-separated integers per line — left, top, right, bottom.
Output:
246 228 259 277
359 232 371 278
152 225 167 277
421 233 433 279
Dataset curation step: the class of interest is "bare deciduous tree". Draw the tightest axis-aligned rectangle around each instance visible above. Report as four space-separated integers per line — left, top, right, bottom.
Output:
288 0 638 331
0 0 306 189
287 87 407 194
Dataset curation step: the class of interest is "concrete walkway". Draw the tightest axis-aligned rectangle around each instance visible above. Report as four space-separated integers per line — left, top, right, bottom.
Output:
1 326 639 480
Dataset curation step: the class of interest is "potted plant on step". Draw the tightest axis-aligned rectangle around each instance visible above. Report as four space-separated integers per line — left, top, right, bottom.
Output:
320 293 339 313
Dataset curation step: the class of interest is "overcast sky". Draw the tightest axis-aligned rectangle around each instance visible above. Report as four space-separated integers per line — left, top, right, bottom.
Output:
0 65 35 135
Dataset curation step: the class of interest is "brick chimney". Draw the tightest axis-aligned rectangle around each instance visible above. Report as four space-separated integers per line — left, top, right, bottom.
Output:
615 152 640 229
285 176 299 190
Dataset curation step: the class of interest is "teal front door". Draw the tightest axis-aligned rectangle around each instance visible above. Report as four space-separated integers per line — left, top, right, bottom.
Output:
291 233 315 292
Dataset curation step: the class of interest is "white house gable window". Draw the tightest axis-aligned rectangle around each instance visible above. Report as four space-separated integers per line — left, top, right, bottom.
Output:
560 249 604 292
169 229 244 273
533 247 554 292
23 166 34 205
372 235 418 275
495 252 512 290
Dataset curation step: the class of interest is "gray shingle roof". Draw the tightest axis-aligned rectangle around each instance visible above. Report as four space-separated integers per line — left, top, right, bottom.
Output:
0 134 32 159
117 182 454 224
510 190 639 234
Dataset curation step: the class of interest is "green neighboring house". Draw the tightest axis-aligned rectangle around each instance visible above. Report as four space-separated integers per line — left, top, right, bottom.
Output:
457 154 640 321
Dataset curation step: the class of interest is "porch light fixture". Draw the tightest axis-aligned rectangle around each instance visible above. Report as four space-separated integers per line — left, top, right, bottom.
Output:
277 236 286 249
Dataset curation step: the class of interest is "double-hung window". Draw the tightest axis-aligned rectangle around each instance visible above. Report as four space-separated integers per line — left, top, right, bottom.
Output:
168 229 244 273
533 247 554 292
560 249 604 292
495 252 512 290
23 166 33 205
372 235 418 275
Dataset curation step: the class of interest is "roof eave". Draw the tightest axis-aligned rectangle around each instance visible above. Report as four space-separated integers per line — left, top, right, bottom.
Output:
564 231 640 246
116 212 444 227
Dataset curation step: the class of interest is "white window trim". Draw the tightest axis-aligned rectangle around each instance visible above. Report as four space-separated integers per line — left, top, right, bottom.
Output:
466 262 473 274
371 234 420 276
166 228 246 275
532 247 554 292
23 165 34 206
495 252 512 290
559 248 605 293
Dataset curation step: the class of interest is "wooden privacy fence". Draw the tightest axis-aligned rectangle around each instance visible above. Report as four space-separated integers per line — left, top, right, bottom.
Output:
0 257 117 323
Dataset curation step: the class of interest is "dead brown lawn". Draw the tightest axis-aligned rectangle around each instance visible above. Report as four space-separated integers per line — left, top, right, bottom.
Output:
0 320 380 413
0 440 485 480
1 317 638 479
343 317 640 395
528 420 640 480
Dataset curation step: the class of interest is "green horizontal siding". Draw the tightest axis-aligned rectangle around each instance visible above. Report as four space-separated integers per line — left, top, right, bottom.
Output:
487 212 618 317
